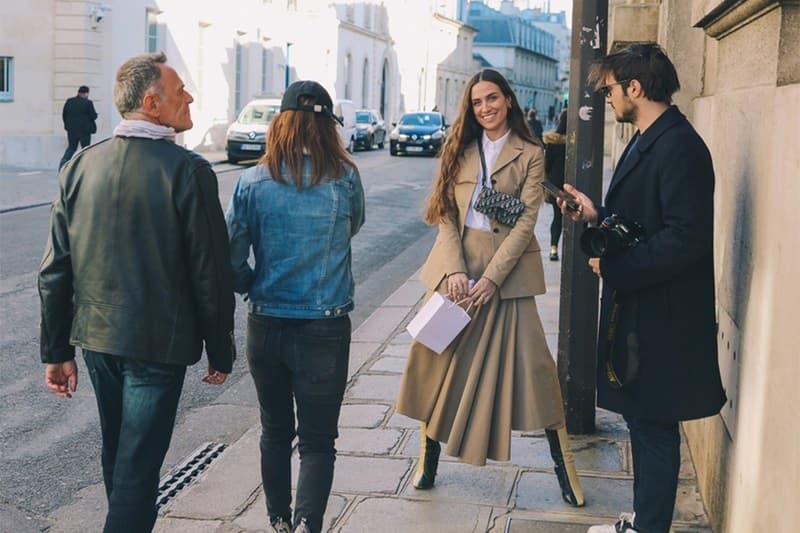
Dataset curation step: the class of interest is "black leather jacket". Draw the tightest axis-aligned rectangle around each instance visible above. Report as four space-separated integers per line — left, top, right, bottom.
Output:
39 136 235 372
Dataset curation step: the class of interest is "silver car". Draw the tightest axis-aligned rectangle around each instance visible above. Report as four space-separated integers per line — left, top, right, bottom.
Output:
226 98 281 164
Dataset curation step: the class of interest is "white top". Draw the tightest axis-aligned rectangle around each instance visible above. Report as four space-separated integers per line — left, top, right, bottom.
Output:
464 129 511 231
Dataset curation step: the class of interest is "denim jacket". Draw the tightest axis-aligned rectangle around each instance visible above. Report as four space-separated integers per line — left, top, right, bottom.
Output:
226 159 365 319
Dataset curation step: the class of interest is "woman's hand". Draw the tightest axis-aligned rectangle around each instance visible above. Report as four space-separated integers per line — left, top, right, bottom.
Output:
447 272 469 301
468 277 497 306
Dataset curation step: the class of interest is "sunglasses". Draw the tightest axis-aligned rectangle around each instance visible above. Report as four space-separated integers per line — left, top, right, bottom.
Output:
597 79 630 97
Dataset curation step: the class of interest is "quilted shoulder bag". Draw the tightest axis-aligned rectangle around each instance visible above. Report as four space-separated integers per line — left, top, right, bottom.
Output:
472 141 525 227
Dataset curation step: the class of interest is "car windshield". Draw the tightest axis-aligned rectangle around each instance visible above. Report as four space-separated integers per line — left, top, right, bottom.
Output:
356 112 371 123
238 104 280 125
400 113 441 126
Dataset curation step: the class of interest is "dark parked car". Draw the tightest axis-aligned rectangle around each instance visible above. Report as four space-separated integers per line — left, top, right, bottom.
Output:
389 112 447 156
354 110 387 150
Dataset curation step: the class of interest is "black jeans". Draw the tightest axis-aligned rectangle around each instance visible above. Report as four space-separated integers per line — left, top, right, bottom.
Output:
83 351 186 533
550 202 563 247
624 415 681 533
247 314 350 533
59 131 91 170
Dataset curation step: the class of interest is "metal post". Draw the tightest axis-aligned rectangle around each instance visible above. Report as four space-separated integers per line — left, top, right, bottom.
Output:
556 0 608 434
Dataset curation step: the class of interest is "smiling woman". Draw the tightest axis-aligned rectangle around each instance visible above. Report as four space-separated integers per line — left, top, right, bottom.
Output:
395 68 586 509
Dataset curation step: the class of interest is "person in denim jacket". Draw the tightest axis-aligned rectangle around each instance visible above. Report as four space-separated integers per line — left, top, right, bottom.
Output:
226 80 365 533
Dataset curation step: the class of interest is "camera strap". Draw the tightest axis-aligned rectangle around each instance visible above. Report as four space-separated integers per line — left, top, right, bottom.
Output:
477 140 490 189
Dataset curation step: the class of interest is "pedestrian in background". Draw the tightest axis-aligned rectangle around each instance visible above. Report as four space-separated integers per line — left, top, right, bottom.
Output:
226 80 365 533
396 69 584 508
543 109 568 260
526 108 543 140
58 85 98 170
39 52 235 533
560 44 726 533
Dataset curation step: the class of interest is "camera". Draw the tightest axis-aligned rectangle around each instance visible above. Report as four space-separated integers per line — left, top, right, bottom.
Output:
580 214 645 258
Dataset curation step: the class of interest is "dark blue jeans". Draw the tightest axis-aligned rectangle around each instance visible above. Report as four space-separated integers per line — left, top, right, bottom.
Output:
624 415 681 533
84 351 186 533
246 314 350 533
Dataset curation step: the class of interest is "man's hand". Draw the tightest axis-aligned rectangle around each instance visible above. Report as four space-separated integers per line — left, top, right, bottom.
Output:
559 184 599 224
201 364 228 385
447 272 469 301
589 258 602 278
468 277 497 306
46 361 78 399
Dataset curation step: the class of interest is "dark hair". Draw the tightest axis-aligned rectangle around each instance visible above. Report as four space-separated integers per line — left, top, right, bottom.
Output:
589 43 680 104
78 85 90 94
424 69 540 224
556 109 567 135
263 95 354 190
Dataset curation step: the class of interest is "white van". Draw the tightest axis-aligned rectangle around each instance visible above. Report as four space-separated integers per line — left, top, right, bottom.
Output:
334 99 357 153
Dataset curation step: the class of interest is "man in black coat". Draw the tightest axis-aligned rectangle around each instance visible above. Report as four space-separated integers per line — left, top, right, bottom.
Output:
58 85 98 170
559 44 726 533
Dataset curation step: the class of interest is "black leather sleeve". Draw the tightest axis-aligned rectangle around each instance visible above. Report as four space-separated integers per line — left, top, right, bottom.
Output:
175 161 236 373
38 193 76 363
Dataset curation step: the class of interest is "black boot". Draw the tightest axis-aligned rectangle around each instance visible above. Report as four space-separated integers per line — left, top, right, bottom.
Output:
412 423 441 490
545 426 585 507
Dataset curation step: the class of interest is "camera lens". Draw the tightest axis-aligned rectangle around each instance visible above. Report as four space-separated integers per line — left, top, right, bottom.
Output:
580 227 609 257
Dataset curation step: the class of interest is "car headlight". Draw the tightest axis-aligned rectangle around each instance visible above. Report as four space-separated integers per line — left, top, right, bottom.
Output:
398 134 408 142
422 134 431 140
432 130 444 140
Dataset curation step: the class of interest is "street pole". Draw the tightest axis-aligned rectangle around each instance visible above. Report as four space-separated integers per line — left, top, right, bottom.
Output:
556 0 608 434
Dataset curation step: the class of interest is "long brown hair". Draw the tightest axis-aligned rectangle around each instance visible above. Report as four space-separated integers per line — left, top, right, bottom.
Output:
423 69 540 224
261 96 354 190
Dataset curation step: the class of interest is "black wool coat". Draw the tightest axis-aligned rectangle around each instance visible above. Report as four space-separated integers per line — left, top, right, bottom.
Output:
62 96 98 135
596 106 726 422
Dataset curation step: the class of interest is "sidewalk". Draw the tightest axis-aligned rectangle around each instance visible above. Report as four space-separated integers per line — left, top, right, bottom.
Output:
153 217 713 533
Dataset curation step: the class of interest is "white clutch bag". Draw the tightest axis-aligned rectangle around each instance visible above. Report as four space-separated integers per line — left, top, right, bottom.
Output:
406 292 472 355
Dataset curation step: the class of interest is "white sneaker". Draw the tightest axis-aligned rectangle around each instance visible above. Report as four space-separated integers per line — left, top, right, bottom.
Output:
271 518 292 533
293 518 311 533
587 513 638 532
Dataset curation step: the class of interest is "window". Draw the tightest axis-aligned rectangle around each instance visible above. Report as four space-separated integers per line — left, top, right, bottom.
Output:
146 10 159 52
361 59 369 107
0 57 12 102
344 54 352 99
261 47 270 93
234 41 243 114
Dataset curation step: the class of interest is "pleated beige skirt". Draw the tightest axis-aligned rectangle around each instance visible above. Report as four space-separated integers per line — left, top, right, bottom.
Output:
396 228 565 466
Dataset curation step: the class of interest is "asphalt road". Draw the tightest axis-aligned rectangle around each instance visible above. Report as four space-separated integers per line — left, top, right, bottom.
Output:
0 147 438 522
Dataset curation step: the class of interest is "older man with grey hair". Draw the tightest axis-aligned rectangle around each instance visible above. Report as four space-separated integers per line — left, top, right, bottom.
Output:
39 52 235 533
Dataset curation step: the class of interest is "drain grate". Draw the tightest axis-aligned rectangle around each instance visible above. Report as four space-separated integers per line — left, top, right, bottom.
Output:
156 441 227 509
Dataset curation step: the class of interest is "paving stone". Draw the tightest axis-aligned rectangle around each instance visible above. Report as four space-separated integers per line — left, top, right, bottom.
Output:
351 307 410 343
390 331 413 344
402 461 518 506
347 342 382 379
505 517 590 533
339 403 389 428
291 455 412 494
153 517 222 532
347 374 402 401
368 356 407 373
336 427 403 454
339 497 493 533
381 343 410 357
679 439 697 479
516 472 633 516
168 426 261 519
508 435 623 472
234 491 347 532
386 412 421 429
382 280 425 307
594 409 631 441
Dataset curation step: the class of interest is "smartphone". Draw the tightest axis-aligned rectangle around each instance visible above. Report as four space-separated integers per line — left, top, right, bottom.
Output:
540 181 580 211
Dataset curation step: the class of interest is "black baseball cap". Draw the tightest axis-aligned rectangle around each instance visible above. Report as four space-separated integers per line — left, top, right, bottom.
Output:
280 80 343 126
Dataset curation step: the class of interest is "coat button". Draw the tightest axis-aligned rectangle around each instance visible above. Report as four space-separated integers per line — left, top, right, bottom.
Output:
493 228 500 233
491 179 497 185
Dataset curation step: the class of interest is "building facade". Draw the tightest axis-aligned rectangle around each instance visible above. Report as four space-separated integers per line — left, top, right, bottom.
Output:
604 1 800 531
466 1 559 120
521 8 570 122
0 0 480 169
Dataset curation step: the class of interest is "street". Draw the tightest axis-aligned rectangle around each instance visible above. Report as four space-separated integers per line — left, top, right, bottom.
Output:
0 147 438 524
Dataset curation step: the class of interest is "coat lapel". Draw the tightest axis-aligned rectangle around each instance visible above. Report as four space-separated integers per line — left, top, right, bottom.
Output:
490 134 524 177
606 135 641 197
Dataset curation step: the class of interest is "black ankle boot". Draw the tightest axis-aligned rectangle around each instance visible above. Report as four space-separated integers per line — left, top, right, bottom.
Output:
545 427 585 507
412 431 441 490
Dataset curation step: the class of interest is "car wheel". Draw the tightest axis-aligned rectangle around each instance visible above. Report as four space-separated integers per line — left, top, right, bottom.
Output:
347 137 355 154
368 134 374 150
